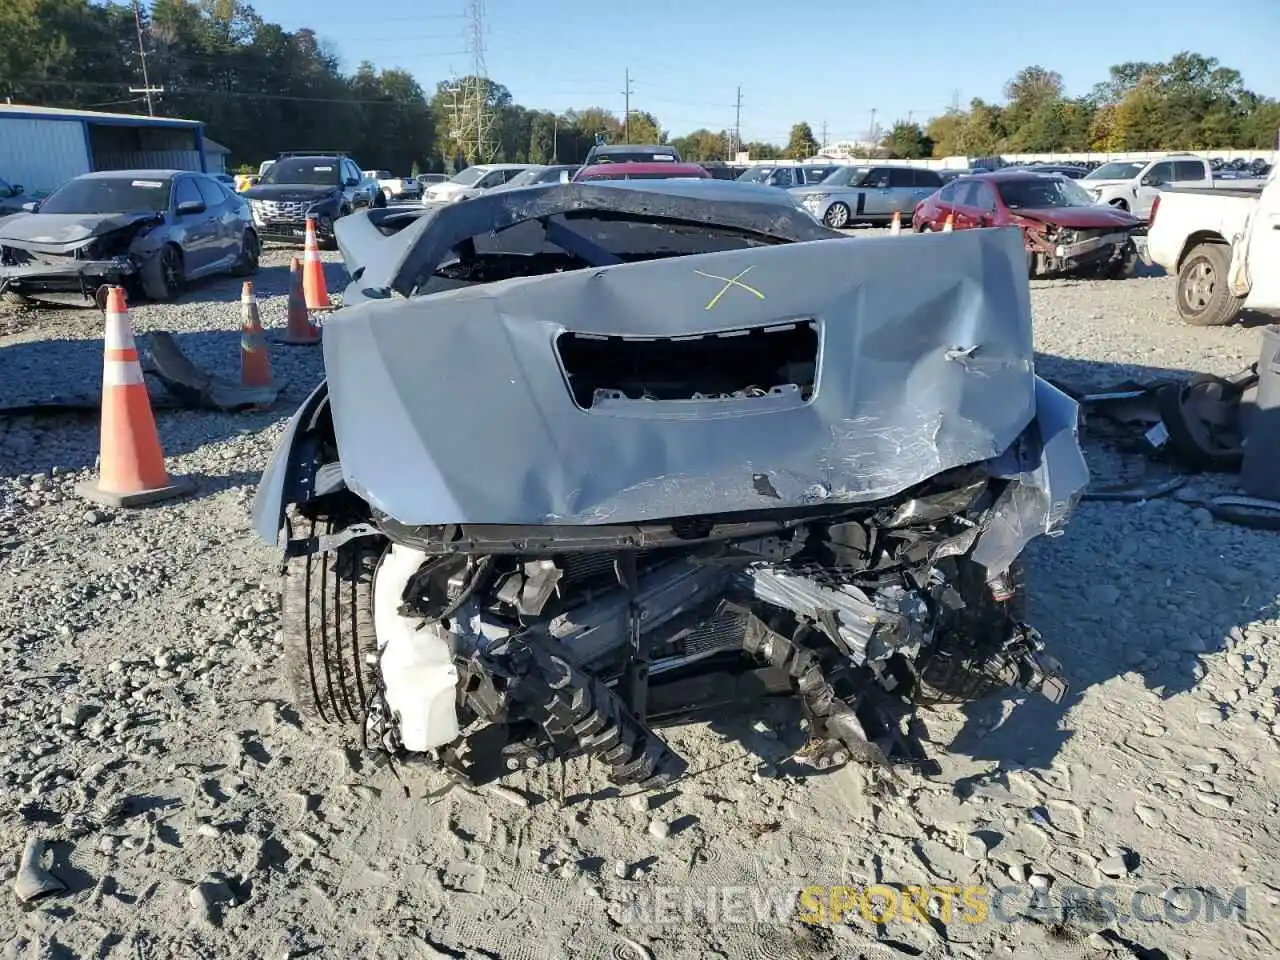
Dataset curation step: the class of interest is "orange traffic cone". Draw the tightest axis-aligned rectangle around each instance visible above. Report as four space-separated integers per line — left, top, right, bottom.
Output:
302 217 332 310
240 281 273 388
889 210 902 236
76 287 194 507
281 257 320 345
942 213 955 233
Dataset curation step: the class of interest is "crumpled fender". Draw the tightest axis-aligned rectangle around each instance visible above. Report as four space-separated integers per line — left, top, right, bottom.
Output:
250 381 330 545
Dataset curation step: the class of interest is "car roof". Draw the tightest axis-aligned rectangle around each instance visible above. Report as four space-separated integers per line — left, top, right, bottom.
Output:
474 163 538 171
79 169 186 179
964 170 1066 181
578 161 706 176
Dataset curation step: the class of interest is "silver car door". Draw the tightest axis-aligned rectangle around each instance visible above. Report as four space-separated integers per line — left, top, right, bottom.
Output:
859 167 892 217
193 176 236 268
912 169 943 209
171 176 216 273
887 168 918 215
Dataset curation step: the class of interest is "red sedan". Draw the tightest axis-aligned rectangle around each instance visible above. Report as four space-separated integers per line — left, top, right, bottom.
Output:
573 161 710 182
911 171 1141 278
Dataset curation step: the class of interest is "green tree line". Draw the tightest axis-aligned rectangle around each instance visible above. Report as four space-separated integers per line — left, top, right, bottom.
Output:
2 0 1276 169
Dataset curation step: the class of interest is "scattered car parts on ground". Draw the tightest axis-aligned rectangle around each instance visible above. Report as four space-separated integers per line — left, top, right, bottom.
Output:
251 183 1089 793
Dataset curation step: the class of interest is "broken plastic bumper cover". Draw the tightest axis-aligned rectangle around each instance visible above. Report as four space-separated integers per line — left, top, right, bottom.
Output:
0 256 136 297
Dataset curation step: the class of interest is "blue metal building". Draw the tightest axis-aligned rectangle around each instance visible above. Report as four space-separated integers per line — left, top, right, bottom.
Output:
0 103 208 196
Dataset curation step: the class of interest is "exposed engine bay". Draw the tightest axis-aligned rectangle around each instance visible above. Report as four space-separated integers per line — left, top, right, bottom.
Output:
0 212 160 305
253 181 1090 792
1023 220 1139 279
357 475 1066 788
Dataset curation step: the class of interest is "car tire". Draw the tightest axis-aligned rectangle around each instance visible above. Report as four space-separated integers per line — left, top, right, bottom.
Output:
1100 243 1138 280
281 513 385 735
140 244 183 301
911 557 1029 706
823 202 851 229
229 229 260 277
1176 242 1244 326
318 212 341 252
0 290 36 309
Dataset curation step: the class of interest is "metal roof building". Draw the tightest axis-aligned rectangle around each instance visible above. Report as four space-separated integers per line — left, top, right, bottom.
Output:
0 104 208 195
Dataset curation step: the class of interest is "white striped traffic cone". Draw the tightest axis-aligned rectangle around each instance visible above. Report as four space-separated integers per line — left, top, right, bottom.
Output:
302 217 332 310
76 287 194 507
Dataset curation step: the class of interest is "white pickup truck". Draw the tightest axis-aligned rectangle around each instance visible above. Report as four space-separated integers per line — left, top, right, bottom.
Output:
1141 164 1279 325
365 170 422 202
1080 154 1266 221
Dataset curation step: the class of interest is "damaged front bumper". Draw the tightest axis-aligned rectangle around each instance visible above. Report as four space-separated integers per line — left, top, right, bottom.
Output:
0 256 137 303
254 222 1091 791
1028 227 1138 277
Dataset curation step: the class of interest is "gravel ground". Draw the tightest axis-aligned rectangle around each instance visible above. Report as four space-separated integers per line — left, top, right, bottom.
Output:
1 239 1277 960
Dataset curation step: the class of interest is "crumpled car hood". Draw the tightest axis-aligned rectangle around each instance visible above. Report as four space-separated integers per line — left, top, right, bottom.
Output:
1012 206 1137 229
0 211 159 248
321 226 1040 527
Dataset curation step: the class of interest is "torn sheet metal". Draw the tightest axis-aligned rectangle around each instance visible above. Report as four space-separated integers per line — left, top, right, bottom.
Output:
0 331 282 417
971 377 1091 576
321 226 1040 526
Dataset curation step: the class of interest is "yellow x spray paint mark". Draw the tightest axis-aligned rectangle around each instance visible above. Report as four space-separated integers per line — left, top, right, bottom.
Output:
694 266 766 311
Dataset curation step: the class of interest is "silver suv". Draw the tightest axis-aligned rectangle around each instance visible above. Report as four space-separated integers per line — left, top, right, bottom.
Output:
790 165 944 228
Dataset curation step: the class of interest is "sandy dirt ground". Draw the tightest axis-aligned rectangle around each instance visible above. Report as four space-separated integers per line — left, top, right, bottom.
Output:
0 237 1277 960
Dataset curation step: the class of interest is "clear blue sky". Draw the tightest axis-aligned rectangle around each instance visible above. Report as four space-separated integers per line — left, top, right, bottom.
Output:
250 0 1279 145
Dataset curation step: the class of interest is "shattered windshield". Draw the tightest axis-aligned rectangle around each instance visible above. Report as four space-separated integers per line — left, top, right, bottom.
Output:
260 159 341 186
1085 161 1144 181
38 177 172 214
997 177 1097 209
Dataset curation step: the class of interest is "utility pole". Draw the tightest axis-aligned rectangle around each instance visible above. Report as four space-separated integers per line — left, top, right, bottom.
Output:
622 68 633 141
820 121 827 150
868 108 877 147
907 110 914 126
129 0 162 115
733 85 742 158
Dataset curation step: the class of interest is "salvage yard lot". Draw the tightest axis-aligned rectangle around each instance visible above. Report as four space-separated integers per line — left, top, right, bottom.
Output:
0 242 1277 960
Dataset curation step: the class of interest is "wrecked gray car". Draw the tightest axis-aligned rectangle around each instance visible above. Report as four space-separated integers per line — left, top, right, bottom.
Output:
251 180 1090 789
0 170 258 306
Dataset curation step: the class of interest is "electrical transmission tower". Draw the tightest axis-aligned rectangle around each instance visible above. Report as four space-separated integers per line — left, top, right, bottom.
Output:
456 0 496 162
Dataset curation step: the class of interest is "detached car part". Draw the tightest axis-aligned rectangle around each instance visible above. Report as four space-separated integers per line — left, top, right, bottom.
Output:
252 181 1089 790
